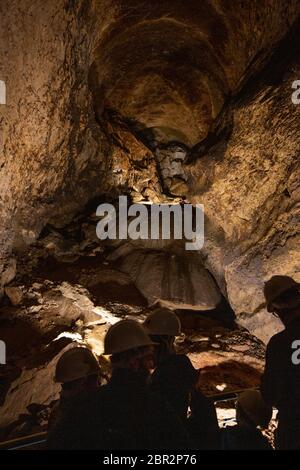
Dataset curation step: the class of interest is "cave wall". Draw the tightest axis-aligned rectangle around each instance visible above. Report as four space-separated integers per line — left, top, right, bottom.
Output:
0 0 103 283
186 23 300 342
0 1 300 342
0 0 163 292
2 0 300 441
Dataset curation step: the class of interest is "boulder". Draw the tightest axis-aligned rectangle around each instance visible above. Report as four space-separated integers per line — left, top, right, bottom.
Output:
4 287 23 306
118 250 221 310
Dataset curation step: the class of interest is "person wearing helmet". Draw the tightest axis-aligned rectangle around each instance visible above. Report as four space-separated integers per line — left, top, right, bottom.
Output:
144 307 196 418
221 390 272 450
144 307 220 449
47 346 101 434
261 275 300 450
47 319 189 449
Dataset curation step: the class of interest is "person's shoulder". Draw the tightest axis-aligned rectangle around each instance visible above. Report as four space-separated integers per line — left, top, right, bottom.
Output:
175 354 198 377
170 353 194 368
161 354 197 388
174 353 191 362
267 328 287 350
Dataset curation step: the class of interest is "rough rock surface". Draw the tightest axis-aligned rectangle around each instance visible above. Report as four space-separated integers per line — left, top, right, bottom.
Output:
118 249 221 310
185 22 300 342
0 1 164 286
1 1 300 342
0 227 256 438
155 144 189 197
1 0 300 442
0 273 264 438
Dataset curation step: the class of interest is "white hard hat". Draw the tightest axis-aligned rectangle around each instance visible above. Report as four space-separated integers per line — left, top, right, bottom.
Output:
143 308 181 336
55 347 100 383
104 319 157 355
264 275 300 312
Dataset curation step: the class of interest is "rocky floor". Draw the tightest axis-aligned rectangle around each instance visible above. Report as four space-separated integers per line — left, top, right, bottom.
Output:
0 213 267 442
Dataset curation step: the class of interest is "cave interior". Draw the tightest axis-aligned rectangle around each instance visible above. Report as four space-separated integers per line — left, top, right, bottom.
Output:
0 0 300 441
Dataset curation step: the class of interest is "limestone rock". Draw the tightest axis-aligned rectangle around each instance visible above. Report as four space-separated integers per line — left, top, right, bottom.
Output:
45 282 100 325
0 259 17 288
1 1 300 438
4 287 23 306
118 250 221 310
0 341 80 428
186 29 300 342
156 145 188 196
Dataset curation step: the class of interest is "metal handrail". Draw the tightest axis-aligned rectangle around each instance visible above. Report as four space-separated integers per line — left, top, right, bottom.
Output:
0 387 261 450
0 431 47 450
208 386 260 402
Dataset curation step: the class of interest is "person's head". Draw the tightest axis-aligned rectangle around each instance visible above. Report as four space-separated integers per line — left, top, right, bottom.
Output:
264 275 300 326
55 346 101 396
236 390 272 430
143 308 181 363
104 320 156 378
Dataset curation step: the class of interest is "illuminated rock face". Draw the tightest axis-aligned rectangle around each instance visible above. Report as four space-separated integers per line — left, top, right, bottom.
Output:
0 2 300 341
0 2 299 435
117 250 221 310
185 21 300 342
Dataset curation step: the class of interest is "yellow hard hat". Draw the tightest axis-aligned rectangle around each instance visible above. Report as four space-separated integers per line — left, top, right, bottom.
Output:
238 390 272 428
264 275 300 312
104 319 157 355
55 347 100 383
143 308 181 336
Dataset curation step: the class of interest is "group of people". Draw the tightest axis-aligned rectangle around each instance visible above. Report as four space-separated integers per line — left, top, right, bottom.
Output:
46 275 300 450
